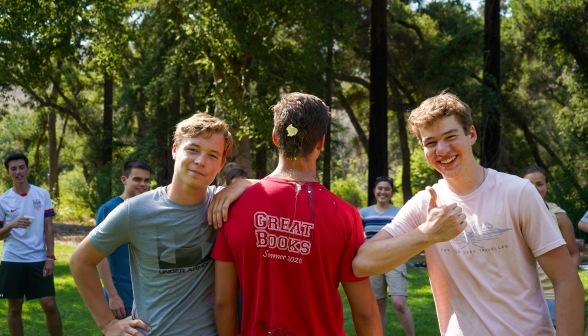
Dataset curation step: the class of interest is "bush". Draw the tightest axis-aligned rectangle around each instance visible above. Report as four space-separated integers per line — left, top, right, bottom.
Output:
54 167 95 225
331 174 367 209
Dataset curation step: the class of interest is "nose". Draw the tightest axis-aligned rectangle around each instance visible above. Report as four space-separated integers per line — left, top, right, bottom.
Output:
436 140 450 155
193 152 207 166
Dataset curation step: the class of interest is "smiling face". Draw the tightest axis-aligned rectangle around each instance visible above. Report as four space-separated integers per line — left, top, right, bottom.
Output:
420 115 477 180
122 168 151 199
523 171 548 200
373 181 393 205
172 133 227 191
6 159 29 187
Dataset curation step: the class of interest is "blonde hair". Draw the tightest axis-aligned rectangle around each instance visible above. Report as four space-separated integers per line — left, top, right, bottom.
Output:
408 92 473 143
173 113 233 160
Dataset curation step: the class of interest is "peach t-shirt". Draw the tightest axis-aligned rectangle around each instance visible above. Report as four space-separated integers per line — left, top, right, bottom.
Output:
384 169 563 335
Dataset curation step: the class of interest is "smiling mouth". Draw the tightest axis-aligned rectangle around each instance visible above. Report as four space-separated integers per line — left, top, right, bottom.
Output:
440 156 457 164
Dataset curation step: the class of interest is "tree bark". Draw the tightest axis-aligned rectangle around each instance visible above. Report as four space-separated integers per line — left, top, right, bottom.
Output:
99 71 114 204
336 90 369 154
323 44 333 189
369 0 389 205
48 110 59 198
481 0 501 169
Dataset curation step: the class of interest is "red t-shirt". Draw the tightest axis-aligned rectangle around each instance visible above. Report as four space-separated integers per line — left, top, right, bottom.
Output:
212 177 367 335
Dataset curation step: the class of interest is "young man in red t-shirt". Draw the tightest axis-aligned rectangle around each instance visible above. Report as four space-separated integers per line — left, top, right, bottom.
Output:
212 93 381 335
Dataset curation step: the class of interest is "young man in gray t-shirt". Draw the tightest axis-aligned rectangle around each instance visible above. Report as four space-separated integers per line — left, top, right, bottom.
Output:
70 114 235 335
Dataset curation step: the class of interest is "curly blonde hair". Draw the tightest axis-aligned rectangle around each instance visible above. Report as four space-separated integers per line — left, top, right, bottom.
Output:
408 92 473 143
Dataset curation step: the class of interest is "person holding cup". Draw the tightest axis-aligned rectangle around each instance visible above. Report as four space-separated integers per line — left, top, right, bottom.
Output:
0 153 62 335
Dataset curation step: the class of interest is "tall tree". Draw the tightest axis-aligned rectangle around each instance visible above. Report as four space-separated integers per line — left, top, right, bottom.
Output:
368 0 389 205
481 0 501 169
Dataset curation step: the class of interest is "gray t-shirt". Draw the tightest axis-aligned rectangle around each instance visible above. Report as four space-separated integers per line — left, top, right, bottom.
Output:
89 186 219 335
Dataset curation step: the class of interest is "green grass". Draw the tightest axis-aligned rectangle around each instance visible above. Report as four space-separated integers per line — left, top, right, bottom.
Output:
340 268 439 335
1 243 588 335
0 244 99 336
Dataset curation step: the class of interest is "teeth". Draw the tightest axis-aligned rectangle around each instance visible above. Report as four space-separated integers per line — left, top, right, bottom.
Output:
441 156 456 164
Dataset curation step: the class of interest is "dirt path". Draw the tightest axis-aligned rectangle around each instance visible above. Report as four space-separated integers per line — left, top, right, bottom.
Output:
54 223 93 246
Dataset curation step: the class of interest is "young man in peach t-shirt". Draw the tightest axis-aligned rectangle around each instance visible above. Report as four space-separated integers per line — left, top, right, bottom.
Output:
352 93 584 335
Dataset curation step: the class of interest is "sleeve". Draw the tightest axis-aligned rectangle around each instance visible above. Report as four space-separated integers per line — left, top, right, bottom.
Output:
95 204 109 226
383 190 428 237
582 211 588 223
212 226 235 262
43 189 55 218
88 201 131 255
339 209 368 282
519 183 565 257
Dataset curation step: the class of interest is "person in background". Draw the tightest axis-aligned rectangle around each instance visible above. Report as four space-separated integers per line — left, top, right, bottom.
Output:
0 153 62 336
522 166 581 328
95 159 152 320
225 168 247 186
360 176 415 336
213 92 381 335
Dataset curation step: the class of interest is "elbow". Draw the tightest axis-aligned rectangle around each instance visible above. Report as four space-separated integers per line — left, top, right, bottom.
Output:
352 250 369 278
578 221 588 234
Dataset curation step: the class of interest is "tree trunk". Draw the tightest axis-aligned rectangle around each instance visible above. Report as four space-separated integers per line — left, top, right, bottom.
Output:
368 0 389 205
254 144 268 179
481 0 501 169
48 110 59 198
323 44 333 189
396 110 412 203
97 72 114 205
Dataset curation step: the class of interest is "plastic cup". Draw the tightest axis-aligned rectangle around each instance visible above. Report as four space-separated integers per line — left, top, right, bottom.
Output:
24 216 34 230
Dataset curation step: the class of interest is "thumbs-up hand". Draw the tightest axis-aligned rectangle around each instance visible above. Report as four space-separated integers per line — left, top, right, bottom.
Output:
420 187 467 243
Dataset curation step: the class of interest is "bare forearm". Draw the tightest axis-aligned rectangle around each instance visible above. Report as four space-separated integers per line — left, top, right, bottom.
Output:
214 303 238 336
578 221 588 234
70 252 116 331
553 277 584 335
351 301 382 335
96 259 119 298
353 229 432 277
44 219 54 254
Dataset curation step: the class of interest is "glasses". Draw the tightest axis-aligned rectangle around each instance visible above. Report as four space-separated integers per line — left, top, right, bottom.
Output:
376 176 392 182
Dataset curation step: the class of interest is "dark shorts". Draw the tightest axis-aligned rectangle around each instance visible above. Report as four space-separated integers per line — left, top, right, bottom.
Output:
0 261 55 300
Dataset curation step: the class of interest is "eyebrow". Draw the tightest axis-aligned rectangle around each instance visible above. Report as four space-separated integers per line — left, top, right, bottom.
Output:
185 142 222 156
422 128 460 143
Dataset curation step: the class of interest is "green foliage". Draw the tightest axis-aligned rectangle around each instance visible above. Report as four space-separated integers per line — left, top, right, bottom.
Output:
54 168 96 225
331 174 368 209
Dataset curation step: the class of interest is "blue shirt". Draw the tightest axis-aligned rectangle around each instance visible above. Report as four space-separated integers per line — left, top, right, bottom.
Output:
359 205 401 240
96 196 133 308
582 211 588 223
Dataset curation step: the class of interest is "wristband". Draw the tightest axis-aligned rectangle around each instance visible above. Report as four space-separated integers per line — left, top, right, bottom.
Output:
47 254 56 260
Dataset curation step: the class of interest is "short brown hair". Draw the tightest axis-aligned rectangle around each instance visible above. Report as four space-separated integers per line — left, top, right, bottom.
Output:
173 113 233 160
408 92 473 143
273 93 330 159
